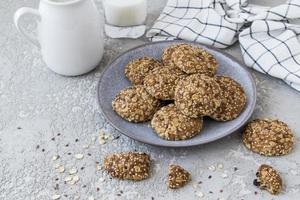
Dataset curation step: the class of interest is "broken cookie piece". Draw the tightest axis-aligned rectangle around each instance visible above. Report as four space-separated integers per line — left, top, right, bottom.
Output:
254 164 283 195
168 165 191 189
104 152 150 181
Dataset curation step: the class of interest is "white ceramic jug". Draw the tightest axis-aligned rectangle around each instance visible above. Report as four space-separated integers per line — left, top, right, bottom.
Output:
14 0 104 76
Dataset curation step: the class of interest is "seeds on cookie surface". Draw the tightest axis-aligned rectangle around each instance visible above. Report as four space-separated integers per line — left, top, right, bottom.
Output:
144 67 186 100
161 43 190 70
171 44 218 75
254 164 283 195
112 85 160 122
104 152 150 181
168 164 191 189
210 76 246 121
151 104 203 140
242 118 294 156
174 74 222 118
124 57 162 85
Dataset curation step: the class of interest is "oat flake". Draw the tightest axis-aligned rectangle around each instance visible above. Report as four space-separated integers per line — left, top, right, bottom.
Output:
217 163 224 169
73 175 80 182
69 168 78 175
67 179 76 185
88 196 95 200
99 177 105 183
64 176 73 182
74 154 84 160
208 165 216 171
51 194 61 200
56 165 65 173
99 139 106 145
196 191 204 198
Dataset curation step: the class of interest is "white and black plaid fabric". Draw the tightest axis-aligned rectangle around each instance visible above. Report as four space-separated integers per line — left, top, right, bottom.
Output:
147 0 300 92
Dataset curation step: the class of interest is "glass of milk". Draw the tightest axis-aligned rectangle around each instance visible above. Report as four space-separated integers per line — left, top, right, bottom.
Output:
103 0 147 27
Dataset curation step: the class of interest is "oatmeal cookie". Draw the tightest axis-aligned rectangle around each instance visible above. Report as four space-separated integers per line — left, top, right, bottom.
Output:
112 86 160 122
125 57 162 85
168 165 191 189
144 67 186 100
151 104 203 140
254 164 283 195
172 44 218 75
104 152 150 181
161 43 190 69
210 76 246 121
174 74 222 118
242 118 294 156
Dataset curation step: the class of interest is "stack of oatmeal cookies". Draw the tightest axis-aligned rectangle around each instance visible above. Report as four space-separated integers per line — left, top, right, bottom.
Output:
112 43 247 141
109 44 296 194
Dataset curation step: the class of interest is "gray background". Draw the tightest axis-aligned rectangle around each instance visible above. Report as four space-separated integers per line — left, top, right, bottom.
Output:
0 0 300 199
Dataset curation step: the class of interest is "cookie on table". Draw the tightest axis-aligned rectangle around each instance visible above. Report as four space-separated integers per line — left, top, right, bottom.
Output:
242 118 294 156
210 76 246 121
168 165 191 189
144 66 186 100
125 57 162 85
254 164 283 195
112 86 160 122
104 152 150 181
151 104 203 140
174 74 222 118
172 44 218 75
161 43 190 70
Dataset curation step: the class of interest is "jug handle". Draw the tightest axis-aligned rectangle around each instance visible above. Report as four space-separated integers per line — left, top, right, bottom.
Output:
14 7 41 48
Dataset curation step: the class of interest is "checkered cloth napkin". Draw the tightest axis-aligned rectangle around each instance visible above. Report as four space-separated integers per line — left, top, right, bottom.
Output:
147 0 300 92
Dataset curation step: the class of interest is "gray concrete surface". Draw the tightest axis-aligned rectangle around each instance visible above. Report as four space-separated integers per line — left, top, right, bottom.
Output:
1 0 300 199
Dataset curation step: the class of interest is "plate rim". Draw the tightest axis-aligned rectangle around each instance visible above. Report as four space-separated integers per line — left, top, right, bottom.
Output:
97 40 257 147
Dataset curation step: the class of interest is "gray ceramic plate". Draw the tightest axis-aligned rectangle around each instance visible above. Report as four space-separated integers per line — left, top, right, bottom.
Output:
97 41 256 147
